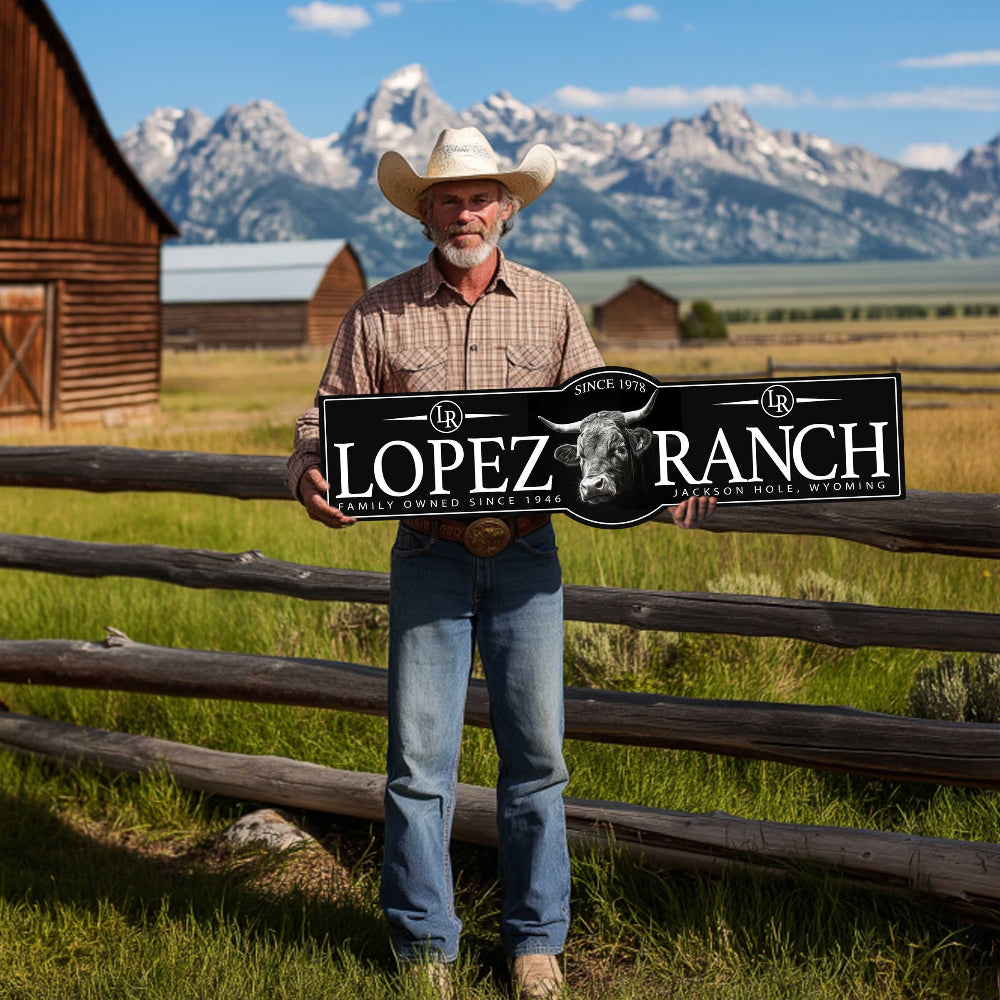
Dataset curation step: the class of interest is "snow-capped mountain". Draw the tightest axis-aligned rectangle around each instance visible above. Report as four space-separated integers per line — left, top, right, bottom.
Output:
119 64 1000 273
119 106 213 189
954 134 1000 191
120 99 360 244
338 63 457 178
462 90 651 184
601 101 903 200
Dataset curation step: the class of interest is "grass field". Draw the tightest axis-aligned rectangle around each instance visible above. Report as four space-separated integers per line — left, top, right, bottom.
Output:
0 332 998 998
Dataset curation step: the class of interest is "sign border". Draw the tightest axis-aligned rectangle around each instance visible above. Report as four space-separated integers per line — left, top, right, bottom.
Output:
319 367 905 527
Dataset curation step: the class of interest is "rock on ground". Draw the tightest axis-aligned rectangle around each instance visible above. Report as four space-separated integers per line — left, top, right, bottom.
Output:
219 808 316 852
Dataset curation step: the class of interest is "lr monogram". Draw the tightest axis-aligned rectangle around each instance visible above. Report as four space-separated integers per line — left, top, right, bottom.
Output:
760 384 795 417
429 399 463 433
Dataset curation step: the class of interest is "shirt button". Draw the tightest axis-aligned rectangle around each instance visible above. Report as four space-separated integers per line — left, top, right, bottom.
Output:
469 344 478 352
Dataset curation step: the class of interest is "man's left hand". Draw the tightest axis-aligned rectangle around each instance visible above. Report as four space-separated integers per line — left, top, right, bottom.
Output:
667 495 716 529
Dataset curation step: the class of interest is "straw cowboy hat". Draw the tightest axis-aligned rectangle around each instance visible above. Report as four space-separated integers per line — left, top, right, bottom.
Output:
377 126 558 220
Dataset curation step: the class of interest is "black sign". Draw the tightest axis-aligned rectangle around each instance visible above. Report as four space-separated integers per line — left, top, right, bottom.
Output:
320 367 904 528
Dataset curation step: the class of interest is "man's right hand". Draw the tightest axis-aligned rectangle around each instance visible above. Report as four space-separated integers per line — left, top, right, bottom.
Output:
299 466 357 529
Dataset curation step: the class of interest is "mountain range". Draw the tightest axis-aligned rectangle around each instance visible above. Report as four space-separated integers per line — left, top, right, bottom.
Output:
119 64 1000 276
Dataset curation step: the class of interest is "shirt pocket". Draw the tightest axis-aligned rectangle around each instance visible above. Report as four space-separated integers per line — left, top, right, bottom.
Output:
505 342 560 389
387 345 447 393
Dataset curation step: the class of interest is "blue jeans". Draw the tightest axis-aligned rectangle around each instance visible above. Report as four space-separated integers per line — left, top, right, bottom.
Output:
380 521 570 962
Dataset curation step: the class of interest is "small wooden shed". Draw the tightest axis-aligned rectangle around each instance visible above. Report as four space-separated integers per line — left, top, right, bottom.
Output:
161 240 366 350
0 0 179 431
593 278 681 345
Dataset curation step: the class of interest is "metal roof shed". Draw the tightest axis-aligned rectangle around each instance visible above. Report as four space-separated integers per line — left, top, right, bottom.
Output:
161 239 366 350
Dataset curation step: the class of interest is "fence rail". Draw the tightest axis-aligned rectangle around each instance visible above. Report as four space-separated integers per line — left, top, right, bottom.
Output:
3 710 996 926
3 634 1000 788
2 532 998 652
769 361 1000 375
1 445 998 559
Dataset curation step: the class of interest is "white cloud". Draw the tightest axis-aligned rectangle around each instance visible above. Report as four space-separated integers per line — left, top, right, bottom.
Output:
829 86 1000 112
554 81 1000 113
553 85 611 108
287 2 372 36
376 1 403 13
499 0 583 11
612 4 659 21
898 142 962 170
897 49 1000 69
554 82 799 109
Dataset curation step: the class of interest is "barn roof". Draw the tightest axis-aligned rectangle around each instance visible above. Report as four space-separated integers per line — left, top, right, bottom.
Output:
161 240 352 303
595 277 679 309
26 0 178 237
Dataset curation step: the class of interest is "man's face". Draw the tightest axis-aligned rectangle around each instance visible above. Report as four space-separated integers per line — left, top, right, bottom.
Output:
421 180 513 269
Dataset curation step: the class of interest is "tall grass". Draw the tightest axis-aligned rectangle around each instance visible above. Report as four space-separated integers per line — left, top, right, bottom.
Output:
0 341 998 997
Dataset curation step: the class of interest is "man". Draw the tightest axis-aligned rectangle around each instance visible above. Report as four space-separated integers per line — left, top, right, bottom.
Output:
288 127 714 997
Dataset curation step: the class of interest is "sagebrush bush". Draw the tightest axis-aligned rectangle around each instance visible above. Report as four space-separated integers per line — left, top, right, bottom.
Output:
563 621 679 691
906 653 1000 722
793 569 876 607
706 570 875 607
707 572 784 597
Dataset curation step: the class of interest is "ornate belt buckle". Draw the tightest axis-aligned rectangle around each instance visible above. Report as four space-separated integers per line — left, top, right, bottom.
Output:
463 517 512 557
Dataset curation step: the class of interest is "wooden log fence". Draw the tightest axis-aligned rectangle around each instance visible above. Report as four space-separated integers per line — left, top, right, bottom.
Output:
2 445 999 922
1 445 998 559
1 532 999 652
2 711 997 927
880 383 1000 394
770 361 1000 375
3 633 1000 788
653 358 1000 394
656 369 772 381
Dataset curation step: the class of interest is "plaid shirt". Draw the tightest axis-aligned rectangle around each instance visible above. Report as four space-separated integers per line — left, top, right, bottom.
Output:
286 249 604 497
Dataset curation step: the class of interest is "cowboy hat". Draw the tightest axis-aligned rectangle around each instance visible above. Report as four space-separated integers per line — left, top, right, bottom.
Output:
377 126 558 220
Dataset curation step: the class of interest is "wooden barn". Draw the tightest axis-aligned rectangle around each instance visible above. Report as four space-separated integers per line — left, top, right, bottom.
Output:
0 0 179 431
161 240 366 350
593 278 681 345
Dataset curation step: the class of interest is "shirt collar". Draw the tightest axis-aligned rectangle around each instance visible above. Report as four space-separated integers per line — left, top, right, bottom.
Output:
492 250 518 298
418 248 519 302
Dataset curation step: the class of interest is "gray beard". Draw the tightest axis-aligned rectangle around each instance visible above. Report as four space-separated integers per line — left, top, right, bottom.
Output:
436 238 497 269
429 217 504 269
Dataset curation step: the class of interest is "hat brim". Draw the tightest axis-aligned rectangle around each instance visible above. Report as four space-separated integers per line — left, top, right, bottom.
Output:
377 144 558 220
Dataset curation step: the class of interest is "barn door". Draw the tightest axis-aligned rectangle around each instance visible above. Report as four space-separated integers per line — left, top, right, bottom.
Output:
0 285 50 424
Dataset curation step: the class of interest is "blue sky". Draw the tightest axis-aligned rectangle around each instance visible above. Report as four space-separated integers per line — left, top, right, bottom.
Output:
48 0 1000 168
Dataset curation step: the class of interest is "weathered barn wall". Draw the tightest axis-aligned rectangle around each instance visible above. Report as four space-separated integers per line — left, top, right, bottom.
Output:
307 245 366 348
0 0 175 431
0 241 161 426
163 301 308 350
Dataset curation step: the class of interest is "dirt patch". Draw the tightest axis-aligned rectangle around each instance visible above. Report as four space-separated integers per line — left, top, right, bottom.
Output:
59 810 355 902
206 838 353 901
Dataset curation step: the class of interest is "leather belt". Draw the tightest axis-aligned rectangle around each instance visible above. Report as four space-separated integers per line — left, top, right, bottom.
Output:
402 513 551 557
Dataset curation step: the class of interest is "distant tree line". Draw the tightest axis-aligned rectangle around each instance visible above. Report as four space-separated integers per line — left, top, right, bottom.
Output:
722 303 1000 324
